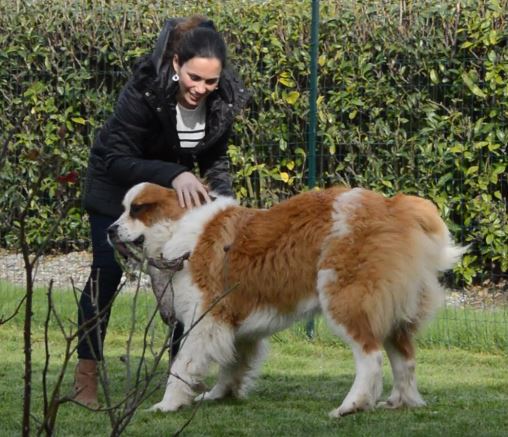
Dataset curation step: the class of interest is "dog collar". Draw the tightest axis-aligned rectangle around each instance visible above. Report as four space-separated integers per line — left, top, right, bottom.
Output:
148 251 191 272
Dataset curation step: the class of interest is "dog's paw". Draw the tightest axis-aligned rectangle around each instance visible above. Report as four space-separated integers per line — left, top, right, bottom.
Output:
328 406 355 418
376 391 426 409
328 404 362 418
193 382 239 403
194 393 207 402
329 397 374 418
194 389 223 403
148 400 182 413
376 399 401 409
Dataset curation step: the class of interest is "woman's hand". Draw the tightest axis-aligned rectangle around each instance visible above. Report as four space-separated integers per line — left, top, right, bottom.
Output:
171 171 211 209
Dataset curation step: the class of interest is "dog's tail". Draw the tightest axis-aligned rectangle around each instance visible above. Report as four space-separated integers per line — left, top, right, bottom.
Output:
384 194 468 331
440 240 469 272
401 194 468 272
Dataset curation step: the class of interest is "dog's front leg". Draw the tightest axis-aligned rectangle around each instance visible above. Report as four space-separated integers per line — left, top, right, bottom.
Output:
149 325 211 412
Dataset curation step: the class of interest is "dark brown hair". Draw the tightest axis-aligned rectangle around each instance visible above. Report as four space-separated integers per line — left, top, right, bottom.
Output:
169 15 227 68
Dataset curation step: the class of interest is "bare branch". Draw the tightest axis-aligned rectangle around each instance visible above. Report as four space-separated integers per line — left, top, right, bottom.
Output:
41 281 54 431
0 294 27 325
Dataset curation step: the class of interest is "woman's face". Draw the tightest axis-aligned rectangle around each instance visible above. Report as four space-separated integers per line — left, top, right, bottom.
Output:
173 56 222 109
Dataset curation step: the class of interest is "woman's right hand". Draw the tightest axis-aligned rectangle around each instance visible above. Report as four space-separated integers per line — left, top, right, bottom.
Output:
171 171 211 209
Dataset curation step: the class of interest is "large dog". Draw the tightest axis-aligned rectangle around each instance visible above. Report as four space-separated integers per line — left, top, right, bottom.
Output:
108 182 465 417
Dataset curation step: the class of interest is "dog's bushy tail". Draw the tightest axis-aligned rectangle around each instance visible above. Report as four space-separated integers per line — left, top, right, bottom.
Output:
403 195 468 272
386 194 468 330
440 240 469 272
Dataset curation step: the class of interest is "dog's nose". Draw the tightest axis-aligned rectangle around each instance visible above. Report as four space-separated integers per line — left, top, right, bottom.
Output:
107 224 118 239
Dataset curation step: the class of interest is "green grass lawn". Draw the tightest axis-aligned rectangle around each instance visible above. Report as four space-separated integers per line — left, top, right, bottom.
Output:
1 281 507 436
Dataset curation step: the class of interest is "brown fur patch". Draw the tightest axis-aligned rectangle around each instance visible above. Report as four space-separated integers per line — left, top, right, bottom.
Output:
131 184 186 226
386 324 416 360
190 189 344 325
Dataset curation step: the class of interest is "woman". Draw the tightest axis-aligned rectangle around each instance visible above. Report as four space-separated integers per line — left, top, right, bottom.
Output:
75 16 250 408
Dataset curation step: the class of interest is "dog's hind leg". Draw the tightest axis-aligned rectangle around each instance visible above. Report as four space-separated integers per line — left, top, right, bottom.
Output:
327 331 383 418
198 339 268 402
379 323 426 409
318 269 383 418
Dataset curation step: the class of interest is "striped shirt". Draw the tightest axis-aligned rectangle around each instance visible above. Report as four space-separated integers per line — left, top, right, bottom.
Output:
176 102 206 149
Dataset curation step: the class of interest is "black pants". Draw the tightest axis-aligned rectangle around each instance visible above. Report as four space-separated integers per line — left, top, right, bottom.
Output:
77 213 183 360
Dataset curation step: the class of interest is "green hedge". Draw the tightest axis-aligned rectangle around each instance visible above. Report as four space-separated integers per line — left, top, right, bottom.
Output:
0 0 506 284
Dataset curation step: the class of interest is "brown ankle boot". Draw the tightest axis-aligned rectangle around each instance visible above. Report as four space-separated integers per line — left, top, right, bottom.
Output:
73 359 99 409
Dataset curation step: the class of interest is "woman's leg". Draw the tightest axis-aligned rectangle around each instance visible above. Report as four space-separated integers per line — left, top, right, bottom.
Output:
77 214 123 360
74 214 122 407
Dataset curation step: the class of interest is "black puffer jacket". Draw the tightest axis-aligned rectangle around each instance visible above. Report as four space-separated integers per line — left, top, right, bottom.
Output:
83 19 250 217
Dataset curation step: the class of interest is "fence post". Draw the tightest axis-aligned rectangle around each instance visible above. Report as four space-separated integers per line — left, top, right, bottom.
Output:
305 0 320 339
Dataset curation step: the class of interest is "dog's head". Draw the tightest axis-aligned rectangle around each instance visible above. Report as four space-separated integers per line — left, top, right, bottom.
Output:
107 182 186 258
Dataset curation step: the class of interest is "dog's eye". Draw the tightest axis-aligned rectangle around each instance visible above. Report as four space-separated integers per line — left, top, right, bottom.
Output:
130 203 147 217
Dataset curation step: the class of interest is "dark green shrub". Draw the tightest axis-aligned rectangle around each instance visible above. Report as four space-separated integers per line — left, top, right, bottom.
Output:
0 0 506 283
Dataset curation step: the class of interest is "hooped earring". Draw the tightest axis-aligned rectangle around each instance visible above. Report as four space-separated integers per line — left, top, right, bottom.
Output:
172 73 179 82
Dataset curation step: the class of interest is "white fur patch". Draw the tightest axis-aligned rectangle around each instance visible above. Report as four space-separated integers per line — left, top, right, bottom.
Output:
317 268 338 294
170 269 205 327
161 196 237 261
122 182 147 209
237 297 319 338
316 268 338 321
329 344 383 417
330 188 364 239
142 219 179 258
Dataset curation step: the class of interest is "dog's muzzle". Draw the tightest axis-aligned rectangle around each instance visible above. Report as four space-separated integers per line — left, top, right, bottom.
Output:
107 224 145 259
